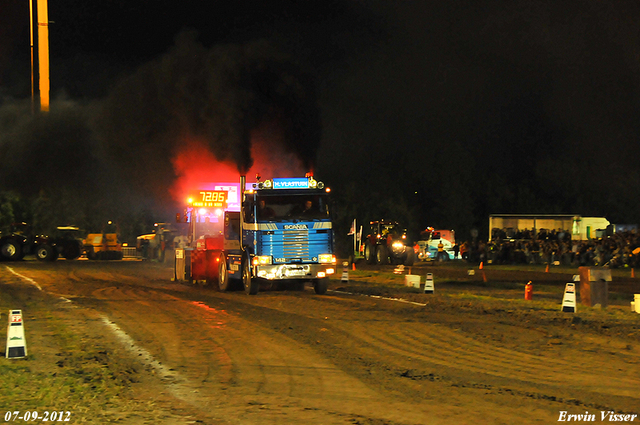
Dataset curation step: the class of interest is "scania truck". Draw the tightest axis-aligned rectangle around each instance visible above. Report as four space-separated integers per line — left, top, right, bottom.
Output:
181 175 336 295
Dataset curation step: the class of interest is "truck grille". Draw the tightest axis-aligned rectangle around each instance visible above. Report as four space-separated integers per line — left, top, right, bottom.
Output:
283 230 309 257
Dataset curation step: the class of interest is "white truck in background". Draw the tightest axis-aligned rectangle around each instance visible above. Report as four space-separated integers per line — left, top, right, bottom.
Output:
417 228 456 261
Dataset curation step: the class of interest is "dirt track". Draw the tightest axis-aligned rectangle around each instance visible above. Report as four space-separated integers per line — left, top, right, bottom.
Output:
1 259 639 424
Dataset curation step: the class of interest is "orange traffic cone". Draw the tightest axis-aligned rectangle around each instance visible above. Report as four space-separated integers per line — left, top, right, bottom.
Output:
479 262 484 270
525 281 533 300
352 263 356 271
545 264 549 273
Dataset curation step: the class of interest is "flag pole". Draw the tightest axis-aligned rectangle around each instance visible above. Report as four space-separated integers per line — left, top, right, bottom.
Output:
353 219 357 256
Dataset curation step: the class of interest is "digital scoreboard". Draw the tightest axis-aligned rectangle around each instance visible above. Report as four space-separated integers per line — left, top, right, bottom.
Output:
190 190 228 208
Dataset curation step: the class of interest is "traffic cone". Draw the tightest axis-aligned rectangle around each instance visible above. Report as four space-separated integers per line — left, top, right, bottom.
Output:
545 264 549 273
524 281 532 300
561 283 577 313
341 268 349 282
352 263 356 271
424 273 434 294
6 310 27 359
341 262 349 282
479 262 484 270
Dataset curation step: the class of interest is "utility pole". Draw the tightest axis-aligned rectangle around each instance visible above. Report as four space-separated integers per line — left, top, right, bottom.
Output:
33 0 50 112
29 0 35 114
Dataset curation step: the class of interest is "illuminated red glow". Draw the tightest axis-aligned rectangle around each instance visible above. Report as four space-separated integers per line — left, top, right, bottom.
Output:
170 128 308 203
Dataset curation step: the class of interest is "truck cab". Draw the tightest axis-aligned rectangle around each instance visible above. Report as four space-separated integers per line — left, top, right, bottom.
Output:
238 176 336 294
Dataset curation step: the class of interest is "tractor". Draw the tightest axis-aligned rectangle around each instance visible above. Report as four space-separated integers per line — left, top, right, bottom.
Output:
363 220 415 266
0 223 83 261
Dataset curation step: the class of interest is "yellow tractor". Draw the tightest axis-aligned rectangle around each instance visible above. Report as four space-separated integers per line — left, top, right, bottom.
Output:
83 232 123 260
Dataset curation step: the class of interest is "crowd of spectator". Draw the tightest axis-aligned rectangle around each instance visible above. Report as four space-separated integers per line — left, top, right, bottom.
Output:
459 228 640 268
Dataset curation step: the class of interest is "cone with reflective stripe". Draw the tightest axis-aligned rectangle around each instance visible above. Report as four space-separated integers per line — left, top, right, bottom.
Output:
424 273 434 294
341 262 349 282
6 310 27 359
341 270 349 282
561 283 577 313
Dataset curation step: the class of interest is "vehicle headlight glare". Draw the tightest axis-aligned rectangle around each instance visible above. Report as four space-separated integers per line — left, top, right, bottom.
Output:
319 254 335 264
254 255 272 265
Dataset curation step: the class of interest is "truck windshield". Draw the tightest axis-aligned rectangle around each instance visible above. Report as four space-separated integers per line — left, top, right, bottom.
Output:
250 194 330 222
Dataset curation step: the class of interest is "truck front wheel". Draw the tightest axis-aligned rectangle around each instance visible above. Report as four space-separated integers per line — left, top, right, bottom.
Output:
243 260 258 295
314 279 328 295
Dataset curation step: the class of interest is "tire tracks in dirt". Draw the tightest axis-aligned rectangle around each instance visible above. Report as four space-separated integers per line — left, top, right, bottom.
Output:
39 266 401 424
230 289 640 416
6 261 639 424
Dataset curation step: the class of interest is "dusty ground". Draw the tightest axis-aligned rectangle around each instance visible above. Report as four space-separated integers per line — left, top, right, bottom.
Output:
1 258 639 424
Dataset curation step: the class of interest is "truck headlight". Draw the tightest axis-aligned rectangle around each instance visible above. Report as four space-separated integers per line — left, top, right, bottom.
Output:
253 256 272 265
318 254 336 264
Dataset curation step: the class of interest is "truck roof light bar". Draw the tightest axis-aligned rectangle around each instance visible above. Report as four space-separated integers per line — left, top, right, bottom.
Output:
251 177 325 190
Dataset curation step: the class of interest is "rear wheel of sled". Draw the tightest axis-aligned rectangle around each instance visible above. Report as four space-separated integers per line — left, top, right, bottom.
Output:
218 254 232 292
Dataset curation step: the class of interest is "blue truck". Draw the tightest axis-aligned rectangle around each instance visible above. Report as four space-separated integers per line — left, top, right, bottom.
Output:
187 176 336 295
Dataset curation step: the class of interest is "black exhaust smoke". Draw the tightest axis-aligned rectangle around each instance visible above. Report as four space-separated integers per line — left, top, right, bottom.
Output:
95 32 321 199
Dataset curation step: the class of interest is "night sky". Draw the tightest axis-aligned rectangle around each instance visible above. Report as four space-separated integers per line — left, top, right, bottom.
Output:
2 1 640 240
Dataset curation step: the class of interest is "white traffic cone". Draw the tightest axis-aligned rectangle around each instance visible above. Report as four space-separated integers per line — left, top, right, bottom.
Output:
6 310 27 359
424 273 434 294
341 262 349 282
561 283 577 313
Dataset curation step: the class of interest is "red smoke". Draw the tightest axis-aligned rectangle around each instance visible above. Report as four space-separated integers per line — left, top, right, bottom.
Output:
170 126 308 203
